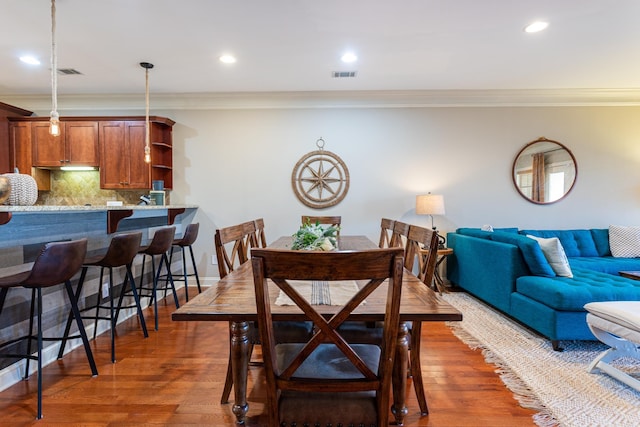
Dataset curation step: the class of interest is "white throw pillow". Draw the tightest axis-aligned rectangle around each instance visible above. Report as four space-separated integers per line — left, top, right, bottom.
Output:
526 235 573 277
609 225 640 258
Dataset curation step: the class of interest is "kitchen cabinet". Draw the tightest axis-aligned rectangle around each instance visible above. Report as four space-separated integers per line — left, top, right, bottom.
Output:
1 101 33 174
8 121 51 190
8 115 174 191
32 120 99 167
99 117 174 190
100 121 148 189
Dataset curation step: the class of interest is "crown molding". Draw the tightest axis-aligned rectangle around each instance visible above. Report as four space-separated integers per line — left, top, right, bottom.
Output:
3 88 640 113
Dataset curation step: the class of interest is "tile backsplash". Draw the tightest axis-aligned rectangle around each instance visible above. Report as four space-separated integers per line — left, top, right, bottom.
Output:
36 170 168 206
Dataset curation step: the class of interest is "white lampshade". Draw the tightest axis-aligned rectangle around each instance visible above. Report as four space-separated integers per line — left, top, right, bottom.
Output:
415 193 445 216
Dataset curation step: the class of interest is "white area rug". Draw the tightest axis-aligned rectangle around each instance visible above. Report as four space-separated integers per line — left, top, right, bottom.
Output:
442 292 640 427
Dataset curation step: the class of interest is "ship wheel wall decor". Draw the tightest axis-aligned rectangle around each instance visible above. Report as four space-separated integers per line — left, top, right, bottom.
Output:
291 138 350 209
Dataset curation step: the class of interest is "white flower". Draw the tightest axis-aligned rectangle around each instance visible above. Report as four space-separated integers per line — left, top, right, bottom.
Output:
319 237 334 251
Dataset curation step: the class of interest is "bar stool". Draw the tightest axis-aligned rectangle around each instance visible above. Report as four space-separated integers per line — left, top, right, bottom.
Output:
58 232 148 363
165 223 201 302
0 239 97 419
120 226 177 331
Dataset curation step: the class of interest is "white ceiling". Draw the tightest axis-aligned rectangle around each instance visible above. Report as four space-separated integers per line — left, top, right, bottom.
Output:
1 0 640 98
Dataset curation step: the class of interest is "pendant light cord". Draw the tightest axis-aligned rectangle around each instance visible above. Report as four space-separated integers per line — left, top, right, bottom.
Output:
50 0 58 118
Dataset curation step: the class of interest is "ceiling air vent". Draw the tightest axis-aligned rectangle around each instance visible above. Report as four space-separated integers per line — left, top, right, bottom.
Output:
332 71 357 78
57 68 83 75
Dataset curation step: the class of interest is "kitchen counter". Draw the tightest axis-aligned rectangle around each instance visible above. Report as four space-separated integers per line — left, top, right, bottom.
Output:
0 204 197 212
0 203 198 377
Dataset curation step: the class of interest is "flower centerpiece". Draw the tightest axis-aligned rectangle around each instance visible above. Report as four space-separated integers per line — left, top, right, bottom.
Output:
291 219 339 251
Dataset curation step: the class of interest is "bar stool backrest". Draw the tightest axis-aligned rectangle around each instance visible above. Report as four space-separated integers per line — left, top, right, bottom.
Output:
145 227 176 255
22 239 88 287
179 223 199 246
100 232 143 267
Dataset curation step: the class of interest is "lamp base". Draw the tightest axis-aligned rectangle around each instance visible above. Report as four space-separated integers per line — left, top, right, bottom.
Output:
433 227 446 249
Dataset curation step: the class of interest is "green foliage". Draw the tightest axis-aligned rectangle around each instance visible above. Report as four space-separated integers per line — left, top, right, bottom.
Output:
291 218 339 251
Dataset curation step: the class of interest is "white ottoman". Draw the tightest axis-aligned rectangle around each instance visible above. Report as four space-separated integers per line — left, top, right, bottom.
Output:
584 301 640 391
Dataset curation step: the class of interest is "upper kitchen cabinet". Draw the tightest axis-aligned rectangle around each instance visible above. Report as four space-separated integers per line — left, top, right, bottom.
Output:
99 117 174 190
0 101 33 174
8 120 51 190
32 120 99 167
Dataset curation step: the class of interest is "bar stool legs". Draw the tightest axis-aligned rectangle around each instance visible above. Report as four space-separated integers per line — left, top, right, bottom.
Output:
58 232 148 363
163 223 201 302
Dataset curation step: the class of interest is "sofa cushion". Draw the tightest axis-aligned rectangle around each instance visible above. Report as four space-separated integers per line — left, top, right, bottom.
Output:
490 231 555 277
456 228 494 239
520 229 598 258
526 235 573 277
609 225 640 258
516 268 640 311
569 256 640 275
590 229 611 257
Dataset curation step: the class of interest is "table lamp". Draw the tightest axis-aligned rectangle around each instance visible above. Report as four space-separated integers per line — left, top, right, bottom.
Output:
416 193 446 248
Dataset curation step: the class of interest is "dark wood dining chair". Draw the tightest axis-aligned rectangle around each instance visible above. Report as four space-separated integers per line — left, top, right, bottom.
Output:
340 222 439 415
379 217 396 248
402 224 440 415
215 220 312 404
253 218 267 248
251 247 405 427
391 220 410 248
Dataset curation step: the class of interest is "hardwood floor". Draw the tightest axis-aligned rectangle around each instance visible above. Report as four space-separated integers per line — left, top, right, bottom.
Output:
0 287 537 426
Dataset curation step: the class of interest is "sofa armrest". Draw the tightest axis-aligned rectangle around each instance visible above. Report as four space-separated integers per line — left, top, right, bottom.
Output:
448 232 530 313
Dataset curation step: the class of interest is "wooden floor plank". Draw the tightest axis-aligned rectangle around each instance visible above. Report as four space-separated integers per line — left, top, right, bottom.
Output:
0 287 537 426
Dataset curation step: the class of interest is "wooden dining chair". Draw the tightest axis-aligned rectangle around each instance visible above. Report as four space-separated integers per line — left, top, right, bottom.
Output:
251 247 405 427
402 224 440 415
253 218 267 248
215 221 312 404
391 220 410 248
379 217 396 248
340 222 439 415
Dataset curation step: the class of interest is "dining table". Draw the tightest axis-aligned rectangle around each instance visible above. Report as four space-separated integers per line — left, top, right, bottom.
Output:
172 235 463 425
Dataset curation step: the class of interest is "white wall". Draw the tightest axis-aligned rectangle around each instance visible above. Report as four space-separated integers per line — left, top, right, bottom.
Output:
22 102 640 278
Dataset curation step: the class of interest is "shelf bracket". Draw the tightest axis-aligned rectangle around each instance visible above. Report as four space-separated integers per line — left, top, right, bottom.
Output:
107 209 133 234
0 212 12 226
168 208 185 225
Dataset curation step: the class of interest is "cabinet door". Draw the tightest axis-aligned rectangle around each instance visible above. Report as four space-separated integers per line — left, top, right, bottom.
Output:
99 121 127 189
8 122 51 190
65 121 99 166
125 121 151 189
32 121 65 167
99 121 150 189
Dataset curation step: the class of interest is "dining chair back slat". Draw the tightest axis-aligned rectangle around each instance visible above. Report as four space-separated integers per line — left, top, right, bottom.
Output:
251 247 404 427
214 224 250 279
378 218 395 248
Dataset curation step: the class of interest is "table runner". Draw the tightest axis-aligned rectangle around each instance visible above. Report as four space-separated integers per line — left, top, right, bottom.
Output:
275 280 360 306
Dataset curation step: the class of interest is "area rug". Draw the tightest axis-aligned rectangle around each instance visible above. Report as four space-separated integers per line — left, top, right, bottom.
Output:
441 292 640 427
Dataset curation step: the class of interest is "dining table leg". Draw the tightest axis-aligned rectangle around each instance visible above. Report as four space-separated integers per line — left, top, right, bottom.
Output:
391 321 410 425
230 320 250 425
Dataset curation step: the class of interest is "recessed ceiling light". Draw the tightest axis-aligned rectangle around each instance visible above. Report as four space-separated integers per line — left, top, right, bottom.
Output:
341 52 358 63
19 55 41 65
219 55 237 64
524 21 549 33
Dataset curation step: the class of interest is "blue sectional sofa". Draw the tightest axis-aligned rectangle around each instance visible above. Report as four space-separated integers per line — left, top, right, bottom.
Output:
447 227 640 350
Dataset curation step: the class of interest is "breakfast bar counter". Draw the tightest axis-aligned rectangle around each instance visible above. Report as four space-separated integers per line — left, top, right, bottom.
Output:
0 204 198 382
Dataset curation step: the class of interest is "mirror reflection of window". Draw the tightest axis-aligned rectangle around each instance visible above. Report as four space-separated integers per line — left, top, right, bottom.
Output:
512 137 577 204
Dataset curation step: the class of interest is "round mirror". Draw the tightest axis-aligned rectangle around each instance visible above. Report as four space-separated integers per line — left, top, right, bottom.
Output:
512 137 577 204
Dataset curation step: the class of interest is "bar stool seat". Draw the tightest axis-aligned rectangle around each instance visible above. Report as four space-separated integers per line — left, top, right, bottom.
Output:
119 226 177 331
0 239 97 419
166 223 201 302
58 232 148 363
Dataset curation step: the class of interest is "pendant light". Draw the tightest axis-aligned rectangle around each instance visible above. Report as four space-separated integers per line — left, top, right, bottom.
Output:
49 0 60 137
140 62 154 164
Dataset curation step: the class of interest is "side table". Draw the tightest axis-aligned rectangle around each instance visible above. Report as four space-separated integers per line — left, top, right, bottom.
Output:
418 247 453 293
